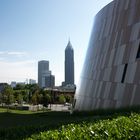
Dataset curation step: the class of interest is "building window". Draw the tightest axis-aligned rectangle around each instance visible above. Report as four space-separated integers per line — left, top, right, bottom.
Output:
136 44 140 59
121 64 128 83
72 99 76 108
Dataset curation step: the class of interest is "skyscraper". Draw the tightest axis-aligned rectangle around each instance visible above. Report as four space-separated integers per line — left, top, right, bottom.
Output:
45 75 55 88
38 60 53 88
64 40 74 85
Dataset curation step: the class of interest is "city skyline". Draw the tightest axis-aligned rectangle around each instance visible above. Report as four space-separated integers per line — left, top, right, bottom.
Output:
0 0 113 86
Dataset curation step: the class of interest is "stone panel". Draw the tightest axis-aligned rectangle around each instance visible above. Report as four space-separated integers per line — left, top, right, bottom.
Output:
125 63 137 83
122 84 134 107
132 85 140 105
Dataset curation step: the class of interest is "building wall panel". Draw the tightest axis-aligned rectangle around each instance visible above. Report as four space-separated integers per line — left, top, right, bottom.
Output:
74 0 140 111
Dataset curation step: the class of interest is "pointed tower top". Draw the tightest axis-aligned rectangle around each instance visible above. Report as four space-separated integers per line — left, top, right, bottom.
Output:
66 39 73 50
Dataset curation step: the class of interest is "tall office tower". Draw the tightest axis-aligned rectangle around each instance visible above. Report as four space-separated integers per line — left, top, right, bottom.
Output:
38 60 51 88
65 40 74 85
45 75 55 88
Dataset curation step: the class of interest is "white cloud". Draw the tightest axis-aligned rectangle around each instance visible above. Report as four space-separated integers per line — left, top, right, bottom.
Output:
0 60 37 83
0 51 28 58
7 51 27 56
0 51 6 55
0 57 4 61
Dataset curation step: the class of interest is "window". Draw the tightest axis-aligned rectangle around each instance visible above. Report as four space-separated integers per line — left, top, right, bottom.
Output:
136 44 140 59
121 64 128 83
72 99 76 108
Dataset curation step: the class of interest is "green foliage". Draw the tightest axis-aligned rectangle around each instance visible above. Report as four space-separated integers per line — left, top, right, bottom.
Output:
13 84 39 104
65 95 72 103
17 94 23 104
40 92 51 107
26 113 140 140
13 89 29 104
2 85 14 105
14 84 25 90
59 94 66 104
29 84 40 95
0 107 140 139
0 93 2 104
31 90 41 105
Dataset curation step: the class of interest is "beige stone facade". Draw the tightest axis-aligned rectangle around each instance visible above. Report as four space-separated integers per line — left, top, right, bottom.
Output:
74 0 140 111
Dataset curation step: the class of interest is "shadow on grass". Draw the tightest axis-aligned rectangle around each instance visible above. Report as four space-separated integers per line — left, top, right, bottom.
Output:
0 106 140 140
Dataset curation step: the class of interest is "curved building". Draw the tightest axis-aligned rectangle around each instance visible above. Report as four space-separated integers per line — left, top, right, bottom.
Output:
74 0 140 111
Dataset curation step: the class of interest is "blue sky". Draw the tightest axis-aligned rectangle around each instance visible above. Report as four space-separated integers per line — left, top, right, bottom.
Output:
0 0 113 85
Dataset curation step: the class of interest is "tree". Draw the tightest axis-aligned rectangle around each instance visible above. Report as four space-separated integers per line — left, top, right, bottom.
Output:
28 84 40 103
59 94 66 104
30 84 40 94
14 84 25 90
13 84 40 104
13 89 29 103
2 85 15 111
0 93 2 104
65 95 72 103
40 93 51 107
17 94 23 105
2 85 14 105
31 90 40 105
23 92 29 103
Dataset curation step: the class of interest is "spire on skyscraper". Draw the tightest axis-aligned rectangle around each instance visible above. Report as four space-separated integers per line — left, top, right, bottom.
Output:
66 39 73 50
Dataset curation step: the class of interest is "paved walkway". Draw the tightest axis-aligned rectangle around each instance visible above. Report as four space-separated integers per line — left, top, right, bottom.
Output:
48 104 70 111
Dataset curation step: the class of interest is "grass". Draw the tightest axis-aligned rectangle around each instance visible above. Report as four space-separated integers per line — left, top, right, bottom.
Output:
0 108 34 114
0 108 51 129
0 108 95 139
0 108 89 129
0 106 140 140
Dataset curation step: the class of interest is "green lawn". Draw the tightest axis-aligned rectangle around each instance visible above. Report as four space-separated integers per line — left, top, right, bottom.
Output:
0 108 90 129
0 107 140 140
0 108 95 139
0 108 34 114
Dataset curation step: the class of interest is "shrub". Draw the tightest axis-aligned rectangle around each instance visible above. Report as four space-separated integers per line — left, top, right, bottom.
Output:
26 113 140 140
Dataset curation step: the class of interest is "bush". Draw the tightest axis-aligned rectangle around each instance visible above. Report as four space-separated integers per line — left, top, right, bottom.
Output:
26 113 140 140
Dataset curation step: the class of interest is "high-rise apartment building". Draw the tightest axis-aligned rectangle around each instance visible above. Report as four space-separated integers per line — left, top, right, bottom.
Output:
64 40 74 85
